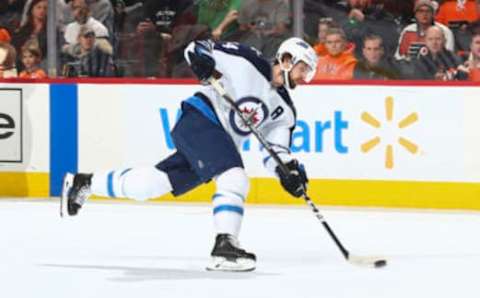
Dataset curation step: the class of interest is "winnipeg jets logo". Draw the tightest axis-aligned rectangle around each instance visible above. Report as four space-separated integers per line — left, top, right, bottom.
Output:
229 97 268 136
240 106 260 125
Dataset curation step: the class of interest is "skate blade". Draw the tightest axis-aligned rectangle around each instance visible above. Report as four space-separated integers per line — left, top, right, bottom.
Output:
206 257 256 272
60 173 74 218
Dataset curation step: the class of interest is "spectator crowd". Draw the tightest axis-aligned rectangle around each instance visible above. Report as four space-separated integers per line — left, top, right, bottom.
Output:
0 0 480 81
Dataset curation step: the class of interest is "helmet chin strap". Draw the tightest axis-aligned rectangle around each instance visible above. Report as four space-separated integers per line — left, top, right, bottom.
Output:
279 61 294 90
283 70 292 90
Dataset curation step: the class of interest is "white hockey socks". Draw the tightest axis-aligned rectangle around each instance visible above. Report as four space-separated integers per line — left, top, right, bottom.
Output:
213 167 249 237
90 166 173 201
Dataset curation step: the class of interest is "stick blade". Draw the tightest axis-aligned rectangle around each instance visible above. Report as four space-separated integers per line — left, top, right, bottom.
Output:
348 255 387 268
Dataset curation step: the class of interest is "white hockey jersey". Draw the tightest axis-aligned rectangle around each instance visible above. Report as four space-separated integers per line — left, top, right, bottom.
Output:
193 41 296 173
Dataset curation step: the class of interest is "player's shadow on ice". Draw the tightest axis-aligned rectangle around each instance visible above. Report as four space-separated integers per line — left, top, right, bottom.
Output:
41 263 278 282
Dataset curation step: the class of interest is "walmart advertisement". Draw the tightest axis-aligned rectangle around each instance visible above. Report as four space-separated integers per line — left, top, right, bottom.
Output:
1 82 479 209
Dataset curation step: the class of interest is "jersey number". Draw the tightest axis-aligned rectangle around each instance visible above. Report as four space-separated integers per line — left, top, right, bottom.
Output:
271 106 284 120
221 42 262 57
222 42 240 50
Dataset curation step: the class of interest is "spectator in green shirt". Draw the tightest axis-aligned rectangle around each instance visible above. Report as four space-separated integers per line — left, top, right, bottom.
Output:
196 0 241 41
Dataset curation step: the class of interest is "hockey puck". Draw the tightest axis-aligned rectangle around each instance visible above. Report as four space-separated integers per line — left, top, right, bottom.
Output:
374 259 387 268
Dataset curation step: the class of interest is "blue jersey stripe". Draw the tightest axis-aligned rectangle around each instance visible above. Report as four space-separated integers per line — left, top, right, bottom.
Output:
213 205 244 216
212 192 245 202
184 96 220 125
212 194 222 201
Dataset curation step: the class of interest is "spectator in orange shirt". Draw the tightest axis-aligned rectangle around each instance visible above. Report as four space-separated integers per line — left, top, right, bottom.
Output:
435 0 479 26
436 0 479 53
314 18 356 58
313 17 336 57
314 27 357 80
19 44 47 79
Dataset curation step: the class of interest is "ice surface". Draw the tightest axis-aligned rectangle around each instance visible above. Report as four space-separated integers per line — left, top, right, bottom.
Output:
1 199 479 298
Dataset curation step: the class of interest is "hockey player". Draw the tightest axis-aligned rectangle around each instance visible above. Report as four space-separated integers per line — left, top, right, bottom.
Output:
60 37 318 272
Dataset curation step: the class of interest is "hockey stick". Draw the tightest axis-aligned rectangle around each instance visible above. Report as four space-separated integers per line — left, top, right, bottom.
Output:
208 77 387 268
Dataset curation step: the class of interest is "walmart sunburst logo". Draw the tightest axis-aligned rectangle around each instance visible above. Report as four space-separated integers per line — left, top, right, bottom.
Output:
360 96 419 169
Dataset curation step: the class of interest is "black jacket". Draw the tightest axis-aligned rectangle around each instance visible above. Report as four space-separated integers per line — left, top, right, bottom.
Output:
353 58 400 80
412 48 468 80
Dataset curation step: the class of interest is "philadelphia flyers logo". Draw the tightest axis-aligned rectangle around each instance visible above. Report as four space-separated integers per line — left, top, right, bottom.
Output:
229 97 269 136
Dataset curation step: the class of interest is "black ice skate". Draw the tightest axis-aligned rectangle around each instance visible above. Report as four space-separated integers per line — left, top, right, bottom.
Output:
206 234 256 272
60 173 92 217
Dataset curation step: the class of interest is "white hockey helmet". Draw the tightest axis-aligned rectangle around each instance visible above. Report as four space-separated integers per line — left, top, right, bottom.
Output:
275 37 318 86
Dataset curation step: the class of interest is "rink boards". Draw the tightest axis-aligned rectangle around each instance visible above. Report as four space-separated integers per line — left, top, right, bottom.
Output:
0 81 479 210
